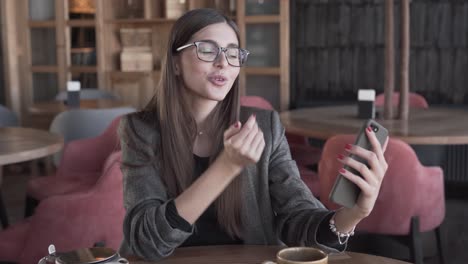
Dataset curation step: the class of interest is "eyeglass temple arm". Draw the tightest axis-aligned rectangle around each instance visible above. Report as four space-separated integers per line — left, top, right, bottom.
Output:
176 43 195 52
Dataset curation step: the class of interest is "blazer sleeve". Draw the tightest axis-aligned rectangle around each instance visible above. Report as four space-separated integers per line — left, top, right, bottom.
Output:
267 111 345 252
118 115 193 261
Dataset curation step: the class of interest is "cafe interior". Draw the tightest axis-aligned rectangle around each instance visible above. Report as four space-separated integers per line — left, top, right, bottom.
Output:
0 0 467 263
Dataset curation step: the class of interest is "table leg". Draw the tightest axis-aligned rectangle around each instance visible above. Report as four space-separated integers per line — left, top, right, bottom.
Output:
30 160 40 177
0 166 9 228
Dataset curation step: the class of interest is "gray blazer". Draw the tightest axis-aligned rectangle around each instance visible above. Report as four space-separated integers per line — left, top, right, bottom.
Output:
118 107 339 260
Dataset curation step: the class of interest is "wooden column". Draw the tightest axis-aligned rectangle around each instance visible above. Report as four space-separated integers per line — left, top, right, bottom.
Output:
279 0 290 111
0 0 22 118
95 0 106 89
237 0 246 97
56 0 68 92
383 0 395 120
399 0 410 120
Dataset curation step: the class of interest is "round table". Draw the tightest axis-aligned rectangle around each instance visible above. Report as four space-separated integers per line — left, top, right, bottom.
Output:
0 127 64 166
279 105 468 145
128 245 410 264
0 127 63 227
29 99 128 115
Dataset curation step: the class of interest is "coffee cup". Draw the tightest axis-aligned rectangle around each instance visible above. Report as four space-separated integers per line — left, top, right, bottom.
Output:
262 247 328 264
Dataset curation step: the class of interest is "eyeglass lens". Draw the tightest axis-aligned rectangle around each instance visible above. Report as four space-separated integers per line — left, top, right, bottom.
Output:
196 42 245 66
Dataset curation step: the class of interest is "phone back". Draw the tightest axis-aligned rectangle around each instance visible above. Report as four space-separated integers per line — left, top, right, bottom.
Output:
329 119 388 208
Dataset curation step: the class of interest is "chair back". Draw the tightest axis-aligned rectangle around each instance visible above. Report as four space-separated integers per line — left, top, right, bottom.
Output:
18 151 125 264
375 92 429 109
318 135 445 235
240 95 274 110
55 88 119 101
56 116 123 176
50 107 136 165
0 104 19 127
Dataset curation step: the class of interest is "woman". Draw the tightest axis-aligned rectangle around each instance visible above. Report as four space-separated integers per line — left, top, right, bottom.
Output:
119 8 388 261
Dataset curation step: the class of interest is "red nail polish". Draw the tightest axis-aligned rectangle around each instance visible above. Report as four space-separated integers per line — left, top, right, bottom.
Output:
345 144 352 150
234 122 240 128
337 154 344 160
367 126 372 132
339 168 347 174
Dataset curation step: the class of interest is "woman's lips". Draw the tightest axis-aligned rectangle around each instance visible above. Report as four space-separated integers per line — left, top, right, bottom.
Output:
207 75 228 87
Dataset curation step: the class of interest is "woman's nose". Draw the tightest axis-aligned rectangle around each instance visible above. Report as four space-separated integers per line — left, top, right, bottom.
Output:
214 50 229 67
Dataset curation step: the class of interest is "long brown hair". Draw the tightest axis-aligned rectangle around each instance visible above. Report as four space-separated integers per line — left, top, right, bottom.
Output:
138 9 243 238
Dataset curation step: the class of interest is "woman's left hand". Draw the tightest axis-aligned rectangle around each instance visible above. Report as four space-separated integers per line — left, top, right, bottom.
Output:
337 127 389 219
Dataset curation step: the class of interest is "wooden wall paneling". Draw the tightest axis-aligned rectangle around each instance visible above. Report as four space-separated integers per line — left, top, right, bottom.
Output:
439 48 453 102
411 1 425 48
438 2 451 49
329 48 340 93
453 48 467 104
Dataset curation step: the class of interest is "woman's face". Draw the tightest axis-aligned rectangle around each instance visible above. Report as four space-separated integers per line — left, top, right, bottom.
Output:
176 22 241 103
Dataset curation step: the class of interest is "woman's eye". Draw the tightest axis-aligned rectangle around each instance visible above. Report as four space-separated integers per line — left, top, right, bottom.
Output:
227 51 239 58
200 49 216 54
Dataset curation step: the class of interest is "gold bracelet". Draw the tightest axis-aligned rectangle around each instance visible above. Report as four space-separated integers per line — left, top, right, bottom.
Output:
329 214 356 245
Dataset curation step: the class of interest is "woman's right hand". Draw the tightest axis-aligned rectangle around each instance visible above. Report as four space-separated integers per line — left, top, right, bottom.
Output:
220 114 265 170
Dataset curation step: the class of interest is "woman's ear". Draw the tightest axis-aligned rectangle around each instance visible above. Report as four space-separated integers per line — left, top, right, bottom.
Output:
174 57 181 75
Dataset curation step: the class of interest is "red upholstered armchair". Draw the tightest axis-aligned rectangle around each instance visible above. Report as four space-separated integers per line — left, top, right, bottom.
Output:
375 92 429 109
318 135 445 264
25 117 122 216
240 96 321 196
0 151 124 264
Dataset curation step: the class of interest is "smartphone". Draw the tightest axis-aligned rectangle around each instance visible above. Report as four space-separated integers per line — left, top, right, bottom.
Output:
328 119 388 208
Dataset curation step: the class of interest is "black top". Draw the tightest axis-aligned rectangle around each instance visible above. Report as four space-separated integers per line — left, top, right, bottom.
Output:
165 155 341 249
166 155 242 246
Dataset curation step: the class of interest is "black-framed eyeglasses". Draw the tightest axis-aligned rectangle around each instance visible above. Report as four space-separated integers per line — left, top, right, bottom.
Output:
176 41 250 67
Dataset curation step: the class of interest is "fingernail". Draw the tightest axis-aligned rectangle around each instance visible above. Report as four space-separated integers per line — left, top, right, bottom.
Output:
337 154 345 160
345 144 352 151
367 126 372 133
253 113 256 119
234 122 240 128
339 168 347 174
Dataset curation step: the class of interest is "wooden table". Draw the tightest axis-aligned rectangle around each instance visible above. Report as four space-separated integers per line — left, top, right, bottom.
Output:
128 245 410 264
0 127 63 227
28 99 129 130
279 105 468 145
0 127 63 166
29 99 128 115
